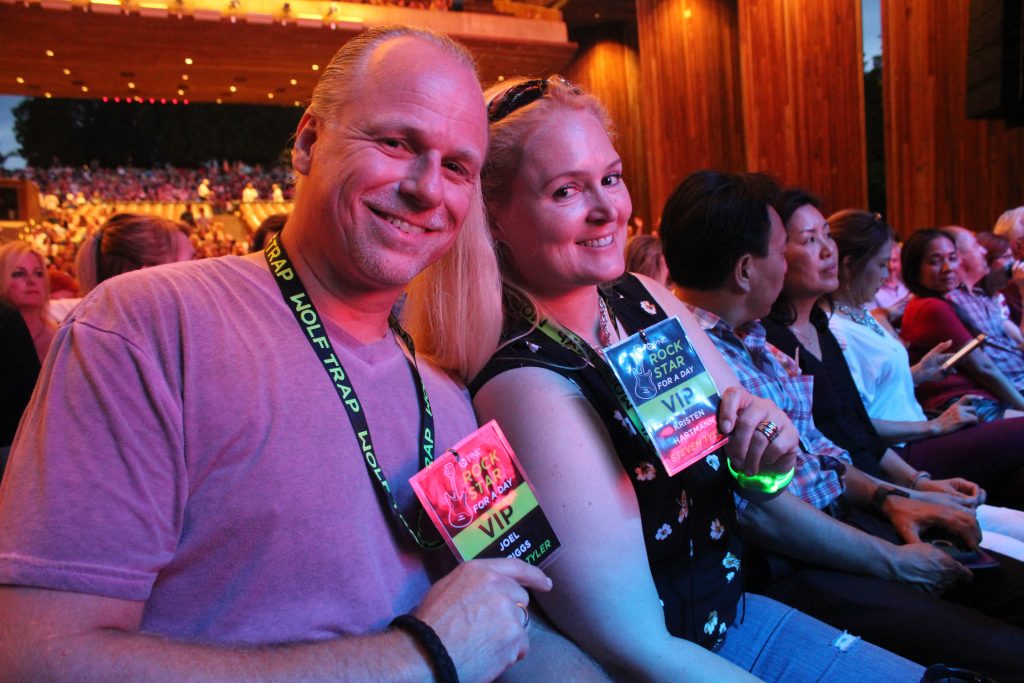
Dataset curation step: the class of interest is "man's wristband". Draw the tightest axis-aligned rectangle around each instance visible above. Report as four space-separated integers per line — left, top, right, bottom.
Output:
871 486 910 514
390 614 459 683
726 459 795 496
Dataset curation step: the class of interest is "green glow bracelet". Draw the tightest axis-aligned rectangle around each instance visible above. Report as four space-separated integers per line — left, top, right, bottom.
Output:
726 459 795 495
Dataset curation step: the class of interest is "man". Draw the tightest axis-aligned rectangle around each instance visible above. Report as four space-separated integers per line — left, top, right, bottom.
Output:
241 181 259 203
0 27 600 682
661 170 1024 679
946 225 1024 390
994 206 1024 327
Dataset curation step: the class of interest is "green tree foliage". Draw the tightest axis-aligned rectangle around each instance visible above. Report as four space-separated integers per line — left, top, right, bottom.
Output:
13 98 301 167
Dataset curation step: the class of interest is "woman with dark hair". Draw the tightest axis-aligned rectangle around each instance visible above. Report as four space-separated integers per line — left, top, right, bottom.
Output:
900 229 1024 419
763 196 1024 511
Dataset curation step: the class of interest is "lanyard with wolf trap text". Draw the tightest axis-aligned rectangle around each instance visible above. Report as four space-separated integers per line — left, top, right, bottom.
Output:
264 233 442 550
514 293 653 456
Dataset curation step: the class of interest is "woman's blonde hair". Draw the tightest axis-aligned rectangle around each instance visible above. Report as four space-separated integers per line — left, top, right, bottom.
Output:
407 76 617 383
0 240 50 310
77 213 184 294
403 188 503 382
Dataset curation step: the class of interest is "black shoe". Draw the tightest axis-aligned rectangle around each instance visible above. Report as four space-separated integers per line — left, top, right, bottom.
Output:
922 664 997 683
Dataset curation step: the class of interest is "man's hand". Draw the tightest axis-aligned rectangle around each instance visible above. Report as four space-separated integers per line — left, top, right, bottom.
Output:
882 494 982 549
885 543 973 594
717 386 799 478
414 559 552 683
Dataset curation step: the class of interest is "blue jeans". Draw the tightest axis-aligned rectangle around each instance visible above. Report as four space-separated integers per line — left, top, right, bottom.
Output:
717 594 923 682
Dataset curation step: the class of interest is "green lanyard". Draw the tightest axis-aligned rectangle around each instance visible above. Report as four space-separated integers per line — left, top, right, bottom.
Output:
264 233 441 550
514 292 653 456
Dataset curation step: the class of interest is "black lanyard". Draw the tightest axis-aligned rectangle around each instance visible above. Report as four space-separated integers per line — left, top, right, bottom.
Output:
264 233 442 550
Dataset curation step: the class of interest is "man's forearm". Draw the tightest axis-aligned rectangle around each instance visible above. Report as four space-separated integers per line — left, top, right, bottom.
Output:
2 619 434 683
740 491 895 579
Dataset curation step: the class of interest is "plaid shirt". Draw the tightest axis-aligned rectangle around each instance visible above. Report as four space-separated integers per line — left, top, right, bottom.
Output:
688 305 850 512
947 285 1024 385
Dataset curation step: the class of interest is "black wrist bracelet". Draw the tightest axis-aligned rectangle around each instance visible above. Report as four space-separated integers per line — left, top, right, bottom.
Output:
390 614 459 683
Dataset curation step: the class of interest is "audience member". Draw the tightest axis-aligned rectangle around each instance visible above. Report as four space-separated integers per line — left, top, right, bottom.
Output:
762 196 1024 564
241 182 259 203
0 241 56 362
0 27 600 682
798 206 1024 509
250 213 288 253
662 169 1024 679
945 226 1024 390
994 206 1024 326
624 233 671 286
420 77 923 681
872 239 909 331
900 228 1024 419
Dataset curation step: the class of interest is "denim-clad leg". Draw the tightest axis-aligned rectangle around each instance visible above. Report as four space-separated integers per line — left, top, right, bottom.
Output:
717 594 923 682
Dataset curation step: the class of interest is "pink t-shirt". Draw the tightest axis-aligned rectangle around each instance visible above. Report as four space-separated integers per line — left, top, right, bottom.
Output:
0 257 477 646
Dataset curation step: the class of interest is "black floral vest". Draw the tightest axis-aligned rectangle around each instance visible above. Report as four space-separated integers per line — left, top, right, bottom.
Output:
470 274 742 650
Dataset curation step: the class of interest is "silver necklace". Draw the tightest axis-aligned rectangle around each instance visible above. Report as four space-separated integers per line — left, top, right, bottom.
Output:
597 295 615 348
834 302 885 336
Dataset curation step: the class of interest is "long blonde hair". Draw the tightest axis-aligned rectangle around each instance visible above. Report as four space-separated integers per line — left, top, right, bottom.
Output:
408 76 616 383
404 188 503 382
0 240 51 317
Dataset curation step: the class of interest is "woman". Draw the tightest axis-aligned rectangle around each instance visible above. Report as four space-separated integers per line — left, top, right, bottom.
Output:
900 229 1024 419
624 234 671 286
0 241 56 362
764 195 1024 511
77 212 193 296
47 213 194 324
412 77 921 681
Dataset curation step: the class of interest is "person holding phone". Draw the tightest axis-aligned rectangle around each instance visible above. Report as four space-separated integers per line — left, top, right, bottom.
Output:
767 200 1024 510
900 228 1024 420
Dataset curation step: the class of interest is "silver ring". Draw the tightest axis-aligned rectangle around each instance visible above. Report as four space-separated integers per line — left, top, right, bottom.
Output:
755 418 780 444
515 601 530 628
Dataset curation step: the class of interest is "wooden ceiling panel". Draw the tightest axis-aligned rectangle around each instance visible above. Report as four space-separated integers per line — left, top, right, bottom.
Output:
0 3 577 104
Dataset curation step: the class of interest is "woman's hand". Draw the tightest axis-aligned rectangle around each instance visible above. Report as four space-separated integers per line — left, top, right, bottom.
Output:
717 386 798 478
911 340 954 385
929 396 979 435
916 477 985 507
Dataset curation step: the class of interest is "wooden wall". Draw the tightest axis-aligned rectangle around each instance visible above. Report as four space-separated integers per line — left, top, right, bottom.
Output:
567 24 652 228
633 0 867 225
738 0 867 213
635 0 746 225
883 0 1024 236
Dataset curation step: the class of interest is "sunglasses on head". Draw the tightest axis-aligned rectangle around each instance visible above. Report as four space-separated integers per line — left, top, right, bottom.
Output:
486 76 578 123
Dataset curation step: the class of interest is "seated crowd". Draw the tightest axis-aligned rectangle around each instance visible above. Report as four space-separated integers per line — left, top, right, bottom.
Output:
3 24 1024 683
